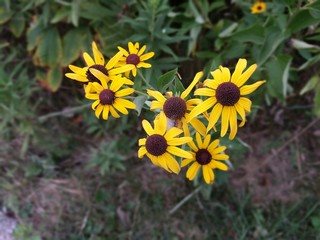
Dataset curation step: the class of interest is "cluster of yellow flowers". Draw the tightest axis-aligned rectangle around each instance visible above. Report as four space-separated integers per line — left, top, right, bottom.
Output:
66 41 265 185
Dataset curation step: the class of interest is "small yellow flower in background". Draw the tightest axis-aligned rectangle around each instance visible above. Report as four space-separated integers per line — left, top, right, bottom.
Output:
187 59 266 140
85 75 136 120
138 112 193 174
117 42 155 77
181 132 229 184
251 1 266 14
147 72 206 137
65 41 134 90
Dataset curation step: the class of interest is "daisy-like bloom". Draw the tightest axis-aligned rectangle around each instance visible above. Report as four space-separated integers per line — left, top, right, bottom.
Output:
138 112 193 174
147 72 207 137
117 42 155 77
187 59 266 140
85 74 136 120
65 41 134 90
181 132 229 184
251 1 266 14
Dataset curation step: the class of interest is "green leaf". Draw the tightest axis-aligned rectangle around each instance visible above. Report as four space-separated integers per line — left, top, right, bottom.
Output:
50 8 70 23
218 22 238 38
47 64 62 92
26 19 45 51
35 27 62 66
300 75 320 95
62 28 84 66
311 215 320 231
298 54 320 71
288 9 320 33
71 0 80 27
231 24 265 44
133 95 147 116
174 77 185 95
157 68 178 92
265 55 292 101
314 85 320 117
0 7 12 24
258 29 286 66
9 14 25 38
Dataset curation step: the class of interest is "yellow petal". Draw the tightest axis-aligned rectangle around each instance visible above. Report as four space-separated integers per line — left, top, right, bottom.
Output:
228 107 238 140
106 50 123 69
109 106 120 118
89 68 110 85
220 66 231 82
157 155 171 172
108 64 134 75
116 98 136 109
92 42 105 65
115 88 134 97
138 138 146 146
92 100 100 110
212 146 227 155
117 46 129 56
207 139 220 153
186 162 200 180
102 106 109 120
234 102 246 127
138 146 147 158
83 52 95 66
128 42 135 53
212 154 229 161
194 88 215 97
69 65 86 75
150 100 164 110
137 62 152 68
181 158 194 167
240 80 266 95
65 73 88 82
147 89 167 103
110 77 125 92
95 104 103 118
189 117 206 137
207 103 223 132
113 100 129 115
165 127 183 139
210 68 224 85
167 146 193 158
220 106 231 137
146 153 159 166
181 71 203 100
235 64 257 87
204 79 219 89
142 120 154 136
202 165 213 184
137 45 146 56
140 51 155 61
238 97 252 112
187 97 217 122
85 93 99 100
167 137 192 146
212 161 228 171
163 152 180 174
195 132 203 149
231 58 247 83
202 134 211 149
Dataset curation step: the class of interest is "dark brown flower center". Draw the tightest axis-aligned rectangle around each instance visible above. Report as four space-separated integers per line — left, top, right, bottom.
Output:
163 97 187 120
257 6 262 10
145 134 167 156
216 82 240 106
86 64 108 83
126 54 140 66
99 89 115 105
196 149 212 165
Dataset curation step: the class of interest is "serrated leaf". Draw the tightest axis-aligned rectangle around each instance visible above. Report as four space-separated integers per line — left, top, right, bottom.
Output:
62 28 84 66
9 14 25 38
300 75 320 95
47 64 62 92
157 68 177 92
35 27 62 66
133 95 147 116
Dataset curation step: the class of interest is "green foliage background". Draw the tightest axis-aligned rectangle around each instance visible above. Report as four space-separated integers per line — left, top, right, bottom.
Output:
0 0 320 239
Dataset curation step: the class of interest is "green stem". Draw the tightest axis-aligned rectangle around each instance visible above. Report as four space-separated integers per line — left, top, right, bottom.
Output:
134 89 148 97
138 70 154 89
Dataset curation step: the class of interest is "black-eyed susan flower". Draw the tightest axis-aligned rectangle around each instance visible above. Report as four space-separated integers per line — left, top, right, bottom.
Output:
138 112 193 174
251 1 266 14
85 75 136 120
65 41 134 90
181 132 229 184
147 72 206 137
187 59 266 140
117 42 155 77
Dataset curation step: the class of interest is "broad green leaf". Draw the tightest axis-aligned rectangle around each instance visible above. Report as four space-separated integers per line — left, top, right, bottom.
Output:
47 64 62 92
231 24 265 44
174 77 185 95
288 9 320 33
300 75 320 95
26 19 45 51
62 28 85 66
9 14 25 38
265 55 292 101
314 85 320 117
50 8 70 23
157 68 177 92
35 27 62 66
0 7 12 24
133 95 147 116
258 29 286 66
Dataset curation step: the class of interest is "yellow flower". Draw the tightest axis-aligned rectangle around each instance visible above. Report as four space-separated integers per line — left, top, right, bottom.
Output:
181 132 229 184
251 1 266 14
85 74 136 120
65 41 134 88
187 59 266 140
147 72 206 137
117 42 155 77
138 112 193 174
